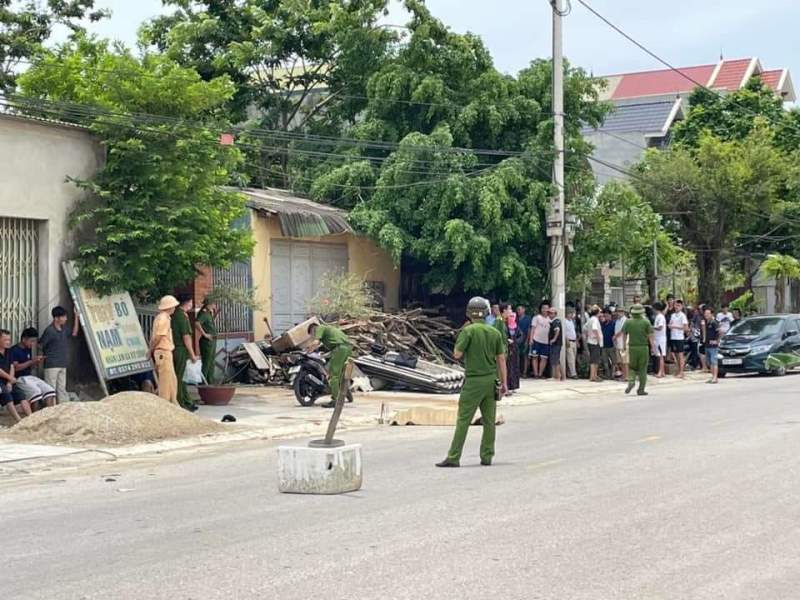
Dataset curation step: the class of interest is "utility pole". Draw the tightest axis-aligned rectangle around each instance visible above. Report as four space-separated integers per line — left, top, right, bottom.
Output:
549 0 567 375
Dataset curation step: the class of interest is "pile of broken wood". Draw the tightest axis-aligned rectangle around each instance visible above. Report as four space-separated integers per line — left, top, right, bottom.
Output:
335 309 461 365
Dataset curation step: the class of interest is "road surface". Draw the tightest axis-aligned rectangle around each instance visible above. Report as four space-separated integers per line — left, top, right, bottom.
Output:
2 374 800 599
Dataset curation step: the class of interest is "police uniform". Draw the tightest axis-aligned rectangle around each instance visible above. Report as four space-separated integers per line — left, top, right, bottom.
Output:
171 306 195 409
197 308 217 385
623 304 653 395
315 324 352 405
438 298 506 467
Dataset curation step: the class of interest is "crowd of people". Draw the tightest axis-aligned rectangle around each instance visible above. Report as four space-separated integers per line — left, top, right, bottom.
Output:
0 306 79 422
0 295 221 423
484 294 743 393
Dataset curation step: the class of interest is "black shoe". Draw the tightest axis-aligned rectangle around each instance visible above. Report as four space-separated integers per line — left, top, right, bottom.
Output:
184 404 198 412
319 401 335 409
637 391 649 396
435 460 460 468
625 382 635 394
480 459 492 466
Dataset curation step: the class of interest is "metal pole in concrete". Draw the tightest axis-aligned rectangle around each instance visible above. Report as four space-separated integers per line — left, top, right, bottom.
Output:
551 0 567 376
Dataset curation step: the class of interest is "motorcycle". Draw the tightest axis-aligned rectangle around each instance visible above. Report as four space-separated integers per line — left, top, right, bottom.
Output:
290 350 353 407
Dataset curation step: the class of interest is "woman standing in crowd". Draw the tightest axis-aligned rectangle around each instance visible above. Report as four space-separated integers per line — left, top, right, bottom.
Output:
505 306 520 393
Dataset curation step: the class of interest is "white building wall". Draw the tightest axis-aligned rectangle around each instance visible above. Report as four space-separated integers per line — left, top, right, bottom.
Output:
0 114 104 331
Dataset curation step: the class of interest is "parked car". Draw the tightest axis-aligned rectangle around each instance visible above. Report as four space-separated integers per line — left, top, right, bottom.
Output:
718 314 800 376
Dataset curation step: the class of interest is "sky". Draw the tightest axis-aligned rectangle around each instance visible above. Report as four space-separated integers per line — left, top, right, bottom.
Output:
81 0 800 83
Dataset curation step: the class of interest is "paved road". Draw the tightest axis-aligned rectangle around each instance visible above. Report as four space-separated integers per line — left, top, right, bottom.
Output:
2 374 800 599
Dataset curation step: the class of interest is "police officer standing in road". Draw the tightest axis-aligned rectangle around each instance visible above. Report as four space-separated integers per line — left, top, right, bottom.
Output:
437 297 508 468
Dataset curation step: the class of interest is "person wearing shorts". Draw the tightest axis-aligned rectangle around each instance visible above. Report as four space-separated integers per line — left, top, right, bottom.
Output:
528 302 551 378
586 305 603 382
668 300 689 378
702 307 721 384
652 302 667 378
0 329 32 422
10 328 56 408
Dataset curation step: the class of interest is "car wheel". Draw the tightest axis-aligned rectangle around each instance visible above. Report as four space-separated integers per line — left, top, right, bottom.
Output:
718 369 727 378
772 366 787 377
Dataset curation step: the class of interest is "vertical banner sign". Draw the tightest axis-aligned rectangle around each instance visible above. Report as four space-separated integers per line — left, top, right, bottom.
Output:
62 262 152 381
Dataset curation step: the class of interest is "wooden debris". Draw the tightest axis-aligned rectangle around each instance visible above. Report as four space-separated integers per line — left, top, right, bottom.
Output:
332 310 460 365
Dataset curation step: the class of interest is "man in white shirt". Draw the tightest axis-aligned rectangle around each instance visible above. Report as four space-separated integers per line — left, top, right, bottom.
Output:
652 301 667 377
528 302 551 378
669 299 689 378
716 303 734 336
564 307 578 379
586 305 602 382
613 306 628 381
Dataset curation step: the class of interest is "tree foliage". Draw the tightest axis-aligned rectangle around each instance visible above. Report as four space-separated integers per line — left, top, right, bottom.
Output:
18 38 252 299
570 181 686 289
141 0 397 186
0 0 107 92
633 129 789 305
304 3 607 301
760 253 800 313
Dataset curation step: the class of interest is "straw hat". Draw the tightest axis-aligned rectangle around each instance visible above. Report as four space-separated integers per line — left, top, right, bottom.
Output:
158 295 179 311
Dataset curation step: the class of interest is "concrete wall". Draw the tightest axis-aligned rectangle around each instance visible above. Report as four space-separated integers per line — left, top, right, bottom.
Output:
250 213 400 339
0 115 103 330
583 131 647 186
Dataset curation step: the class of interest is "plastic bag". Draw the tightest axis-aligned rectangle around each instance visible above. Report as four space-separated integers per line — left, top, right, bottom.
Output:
183 359 204 384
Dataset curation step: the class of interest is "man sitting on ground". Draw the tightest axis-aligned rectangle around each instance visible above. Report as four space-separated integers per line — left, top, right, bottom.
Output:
10 328 57 409
0 329 32 422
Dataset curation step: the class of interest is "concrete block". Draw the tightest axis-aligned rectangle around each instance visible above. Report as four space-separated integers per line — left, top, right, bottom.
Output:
277 444 363 494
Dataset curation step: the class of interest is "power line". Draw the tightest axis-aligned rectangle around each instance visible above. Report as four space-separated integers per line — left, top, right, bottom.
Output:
576 0 800 140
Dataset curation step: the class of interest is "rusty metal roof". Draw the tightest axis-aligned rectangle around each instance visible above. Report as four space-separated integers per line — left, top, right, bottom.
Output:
237 187 352 238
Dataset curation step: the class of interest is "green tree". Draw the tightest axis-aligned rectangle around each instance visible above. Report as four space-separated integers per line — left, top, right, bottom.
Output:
760 253 800 313
319 4 606 301
633 129 788 305
570 181 685 300
140 0 397 186
0 0 107 92
18 38 252 299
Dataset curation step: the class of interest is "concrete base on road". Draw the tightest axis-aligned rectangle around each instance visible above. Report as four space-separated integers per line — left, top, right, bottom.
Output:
277 444 363 494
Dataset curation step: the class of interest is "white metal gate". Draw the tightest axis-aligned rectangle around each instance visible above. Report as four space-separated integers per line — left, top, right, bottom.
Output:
271 240 347 333
0 217 39 339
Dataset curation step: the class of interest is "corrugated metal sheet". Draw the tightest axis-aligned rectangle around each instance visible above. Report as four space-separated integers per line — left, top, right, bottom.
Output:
0 217 39 339
238 187 352 237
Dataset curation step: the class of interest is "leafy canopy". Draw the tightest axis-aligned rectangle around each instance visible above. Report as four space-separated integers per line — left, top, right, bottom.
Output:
18 37 252 299
0 0 108 92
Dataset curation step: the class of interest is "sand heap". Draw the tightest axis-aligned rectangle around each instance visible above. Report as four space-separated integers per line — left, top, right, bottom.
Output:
5 392 228 447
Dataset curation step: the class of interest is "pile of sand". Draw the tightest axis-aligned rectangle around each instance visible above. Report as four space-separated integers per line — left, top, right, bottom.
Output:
5 392 228 447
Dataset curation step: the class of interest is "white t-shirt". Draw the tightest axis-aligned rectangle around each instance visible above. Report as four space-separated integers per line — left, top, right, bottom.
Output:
614 316 627 349
531 315 551 344
669 311 688 340
587 316 602 346
653 313 667 342
716 311 733 335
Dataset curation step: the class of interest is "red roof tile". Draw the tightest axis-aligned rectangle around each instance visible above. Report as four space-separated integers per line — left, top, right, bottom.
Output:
611 65 716 100
760 69 784 91
710 58 753 90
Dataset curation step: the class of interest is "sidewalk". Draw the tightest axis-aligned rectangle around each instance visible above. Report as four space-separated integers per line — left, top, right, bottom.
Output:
0 372 710 475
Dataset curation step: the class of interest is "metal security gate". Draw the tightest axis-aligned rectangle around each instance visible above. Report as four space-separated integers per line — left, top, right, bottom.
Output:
0 217 39 339
271 240 347 333
212 260 253 335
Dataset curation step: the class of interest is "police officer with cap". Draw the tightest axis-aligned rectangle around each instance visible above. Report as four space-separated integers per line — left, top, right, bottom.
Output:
437 297 508 468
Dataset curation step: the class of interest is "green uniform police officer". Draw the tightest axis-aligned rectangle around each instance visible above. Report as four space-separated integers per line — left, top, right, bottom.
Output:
622 303 654 396
437 297 508 468
171 294 198 411
308 322 352 409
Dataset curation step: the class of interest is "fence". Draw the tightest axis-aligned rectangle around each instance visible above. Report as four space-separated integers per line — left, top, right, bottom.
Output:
212 261 253 335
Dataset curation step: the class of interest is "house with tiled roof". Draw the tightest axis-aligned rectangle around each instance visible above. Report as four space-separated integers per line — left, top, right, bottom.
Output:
582 57 795 307
584 57 795 186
